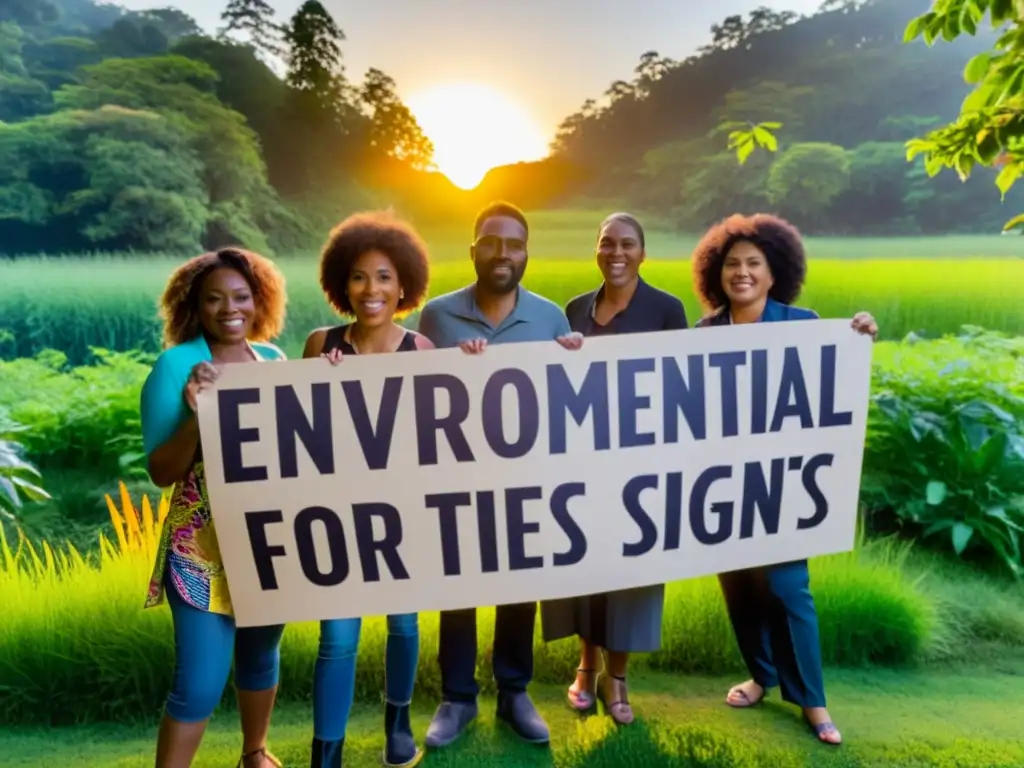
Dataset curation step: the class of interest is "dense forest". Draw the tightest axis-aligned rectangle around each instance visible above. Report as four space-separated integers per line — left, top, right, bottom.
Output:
0 0 442 255
1 0 1020 256
549 0 1024 235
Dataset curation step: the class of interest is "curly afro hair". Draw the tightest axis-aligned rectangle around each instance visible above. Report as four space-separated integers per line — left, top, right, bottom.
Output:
319 210 431 316
691 213 807 311
158 247 287 348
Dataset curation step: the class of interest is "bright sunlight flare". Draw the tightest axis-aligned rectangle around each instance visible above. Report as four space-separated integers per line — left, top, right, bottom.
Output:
406 83 550 190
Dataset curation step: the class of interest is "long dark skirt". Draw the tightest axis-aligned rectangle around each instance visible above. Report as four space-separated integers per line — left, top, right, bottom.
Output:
541 584 665 653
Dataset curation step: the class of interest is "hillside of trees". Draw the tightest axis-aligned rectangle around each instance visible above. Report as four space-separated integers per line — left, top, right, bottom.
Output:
0 0 458 255
549 0 1024 235
1 0 1019 256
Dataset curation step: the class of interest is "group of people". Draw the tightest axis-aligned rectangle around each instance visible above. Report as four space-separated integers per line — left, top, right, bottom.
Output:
139 201 879 768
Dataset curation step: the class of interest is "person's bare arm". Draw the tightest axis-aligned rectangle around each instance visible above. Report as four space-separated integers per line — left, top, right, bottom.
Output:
303 328 329 358
147 415 201 488
144 361 216 487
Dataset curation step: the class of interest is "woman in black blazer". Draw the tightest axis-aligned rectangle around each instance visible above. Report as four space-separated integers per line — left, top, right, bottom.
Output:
541 212 686 725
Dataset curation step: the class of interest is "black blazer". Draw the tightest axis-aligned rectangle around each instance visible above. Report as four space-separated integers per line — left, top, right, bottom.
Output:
564 276 688 335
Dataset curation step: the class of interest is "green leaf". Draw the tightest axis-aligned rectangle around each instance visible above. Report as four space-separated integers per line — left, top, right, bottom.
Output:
736 138 755 164
961 10 977 36
903 15 929 43
987 506 1024 532
951 522 975 555
962 83 997 112
923 519 955 537
942 11 962 41
996 65 1024 105
10 476 50 502
0 476 21 512
924 155 945 177
758 121 782 130
964 52 992 83
926 480 947 505
996 163 1021 197
752 127 778 151
991 0 1015 24
1002 212 1024 231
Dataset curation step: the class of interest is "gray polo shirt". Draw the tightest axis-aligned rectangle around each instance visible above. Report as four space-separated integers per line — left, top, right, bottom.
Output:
417 284 571 349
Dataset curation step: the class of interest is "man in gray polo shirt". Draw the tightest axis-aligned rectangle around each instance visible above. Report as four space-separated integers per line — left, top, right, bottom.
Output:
417 201 579 749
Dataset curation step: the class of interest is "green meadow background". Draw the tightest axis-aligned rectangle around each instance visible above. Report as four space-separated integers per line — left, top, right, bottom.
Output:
4 210 1024 364
3 214 1024 766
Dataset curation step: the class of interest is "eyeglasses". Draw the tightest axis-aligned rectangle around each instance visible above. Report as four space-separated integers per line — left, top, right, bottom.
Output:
473 234 526 256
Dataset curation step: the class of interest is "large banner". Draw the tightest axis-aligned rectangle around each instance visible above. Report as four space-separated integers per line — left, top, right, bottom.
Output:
197 320 873 627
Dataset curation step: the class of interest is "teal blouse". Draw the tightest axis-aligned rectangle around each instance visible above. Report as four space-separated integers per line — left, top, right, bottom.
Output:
139 333 285 614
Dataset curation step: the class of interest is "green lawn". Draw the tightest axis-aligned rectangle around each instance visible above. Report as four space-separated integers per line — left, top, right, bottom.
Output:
5 662 1024 767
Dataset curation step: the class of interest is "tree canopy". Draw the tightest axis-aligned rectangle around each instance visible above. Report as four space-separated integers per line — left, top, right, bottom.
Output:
0 0 435 254
903 0 1024 231
1 0 1020 254
549 0 1024 235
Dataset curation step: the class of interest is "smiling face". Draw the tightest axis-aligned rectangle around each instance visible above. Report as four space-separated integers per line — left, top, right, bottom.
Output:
347 249 400 328
597 218 644 288
471 215 528 294
721 240 774 309
198 267 256 344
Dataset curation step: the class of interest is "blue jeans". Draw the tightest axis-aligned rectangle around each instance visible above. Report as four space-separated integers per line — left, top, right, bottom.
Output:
164 581 285 723
314 614 419 741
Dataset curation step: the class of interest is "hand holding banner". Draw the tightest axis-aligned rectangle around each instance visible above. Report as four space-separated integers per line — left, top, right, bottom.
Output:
197 320 873 627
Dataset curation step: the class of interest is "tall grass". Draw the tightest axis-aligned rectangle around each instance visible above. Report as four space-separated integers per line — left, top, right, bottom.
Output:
3 231 1024 363
0 484 935 726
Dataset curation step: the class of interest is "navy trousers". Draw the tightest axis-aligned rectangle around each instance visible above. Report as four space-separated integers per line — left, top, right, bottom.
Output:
437 603 536 702
718 559 826 708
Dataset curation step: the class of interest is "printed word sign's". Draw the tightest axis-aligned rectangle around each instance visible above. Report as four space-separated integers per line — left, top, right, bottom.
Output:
197 321 873 627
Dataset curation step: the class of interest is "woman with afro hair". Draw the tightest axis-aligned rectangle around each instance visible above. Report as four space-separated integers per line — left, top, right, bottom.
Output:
302 210 434 768
691 213 877 747
139 248 289 768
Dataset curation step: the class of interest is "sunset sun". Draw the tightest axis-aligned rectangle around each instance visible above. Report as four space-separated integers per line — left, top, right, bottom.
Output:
406 83 550 190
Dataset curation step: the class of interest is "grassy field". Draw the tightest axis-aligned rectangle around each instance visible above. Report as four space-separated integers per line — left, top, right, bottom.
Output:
4 502 1024 765
4 486 1024 766
2 212 1023 363
5 664 1024 767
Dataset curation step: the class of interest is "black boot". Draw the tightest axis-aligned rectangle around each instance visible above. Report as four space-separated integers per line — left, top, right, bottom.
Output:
311 736 344 767
383 702 423 767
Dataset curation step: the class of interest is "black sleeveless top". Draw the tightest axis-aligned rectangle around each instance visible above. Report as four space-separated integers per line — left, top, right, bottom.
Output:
321 324 418 355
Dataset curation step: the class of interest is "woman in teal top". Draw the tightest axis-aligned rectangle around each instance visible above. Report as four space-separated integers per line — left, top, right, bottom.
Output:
140 247 289 768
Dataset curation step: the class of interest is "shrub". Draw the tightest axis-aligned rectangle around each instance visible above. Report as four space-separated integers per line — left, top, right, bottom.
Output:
862 327 1024 576
0 409 50 523
0 484 936 725
0 348 151 475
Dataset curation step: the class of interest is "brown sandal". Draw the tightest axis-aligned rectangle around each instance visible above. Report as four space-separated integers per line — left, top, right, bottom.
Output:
238 746 283 767
598 673 634 725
